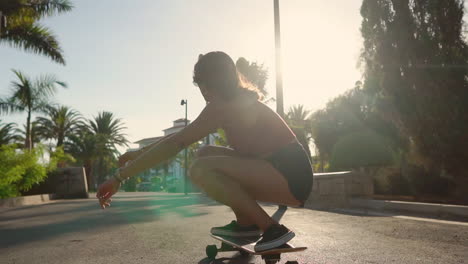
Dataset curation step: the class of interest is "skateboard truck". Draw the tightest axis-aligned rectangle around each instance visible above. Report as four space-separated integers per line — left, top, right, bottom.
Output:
262 253 280 264
207 235 306 264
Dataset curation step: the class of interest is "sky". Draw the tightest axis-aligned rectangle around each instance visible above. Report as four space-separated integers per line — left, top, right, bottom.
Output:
0 0 363 152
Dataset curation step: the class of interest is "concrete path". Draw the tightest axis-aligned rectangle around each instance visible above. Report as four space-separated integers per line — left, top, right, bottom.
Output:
0 192 467 264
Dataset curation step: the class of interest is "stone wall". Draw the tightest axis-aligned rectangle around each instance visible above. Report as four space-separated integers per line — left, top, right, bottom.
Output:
304 171 373 209
54 167 89 199
23 167 89 199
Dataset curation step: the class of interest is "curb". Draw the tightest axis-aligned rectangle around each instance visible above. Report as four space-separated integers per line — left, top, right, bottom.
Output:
0 194 54 208
350 198 468 221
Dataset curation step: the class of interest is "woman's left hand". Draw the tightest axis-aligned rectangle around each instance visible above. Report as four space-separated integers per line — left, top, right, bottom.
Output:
96 177 121 209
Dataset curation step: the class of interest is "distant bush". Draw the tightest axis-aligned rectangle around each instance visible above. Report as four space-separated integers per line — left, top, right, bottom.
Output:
0 145 74 199
405 165 456 197
373 167 412 195
373 165 456 198
0 145 48 198
330 130 395 171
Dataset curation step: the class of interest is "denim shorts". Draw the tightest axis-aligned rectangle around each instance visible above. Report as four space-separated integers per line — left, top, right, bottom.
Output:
265 141 314 206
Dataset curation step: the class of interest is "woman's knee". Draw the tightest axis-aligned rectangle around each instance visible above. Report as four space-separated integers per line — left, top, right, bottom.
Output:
195 145 213 158
189 158 211 183
195 145 237 158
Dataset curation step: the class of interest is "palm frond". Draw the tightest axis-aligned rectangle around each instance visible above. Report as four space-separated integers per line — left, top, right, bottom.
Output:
24 0 74 18
0 22 65 64
10 69 33 107
33 73 67 98
35 104 84 147
0 120 20 145
0 98 23 114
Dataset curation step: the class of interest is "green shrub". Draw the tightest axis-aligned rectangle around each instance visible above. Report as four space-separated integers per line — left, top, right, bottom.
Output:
0 145 48 198
373 167 412 195
49 146 76 170
372 165 456 197
405 165 455 197
330 130 395 171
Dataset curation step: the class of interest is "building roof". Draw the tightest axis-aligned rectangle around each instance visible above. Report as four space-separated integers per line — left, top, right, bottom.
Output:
134 136 163 144
173 118 190 122
162 125 186 132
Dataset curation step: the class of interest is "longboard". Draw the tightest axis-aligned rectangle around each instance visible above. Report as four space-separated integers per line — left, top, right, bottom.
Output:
207 234 307 264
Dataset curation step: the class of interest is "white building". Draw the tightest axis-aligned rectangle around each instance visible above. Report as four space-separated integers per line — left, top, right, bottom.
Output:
130 118 217 192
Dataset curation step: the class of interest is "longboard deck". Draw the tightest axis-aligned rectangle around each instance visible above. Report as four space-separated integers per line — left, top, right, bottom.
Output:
210 234 307 255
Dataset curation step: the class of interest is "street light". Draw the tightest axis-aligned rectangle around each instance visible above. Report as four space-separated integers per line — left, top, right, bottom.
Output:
274 0 284 118
180 99 188 195
274 0 287 211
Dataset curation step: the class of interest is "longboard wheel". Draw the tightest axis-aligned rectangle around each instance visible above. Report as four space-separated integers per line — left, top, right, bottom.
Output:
206 245 218 259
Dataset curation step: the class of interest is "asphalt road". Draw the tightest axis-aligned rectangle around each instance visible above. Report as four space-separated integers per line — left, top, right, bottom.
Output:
1 192 467 264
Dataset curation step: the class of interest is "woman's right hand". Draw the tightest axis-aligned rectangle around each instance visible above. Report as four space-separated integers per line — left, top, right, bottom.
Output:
96 177 121 209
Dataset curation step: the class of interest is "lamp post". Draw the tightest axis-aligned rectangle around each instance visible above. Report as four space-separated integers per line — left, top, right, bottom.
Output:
274 0 287 211
180 99 188 195
274 0 284 118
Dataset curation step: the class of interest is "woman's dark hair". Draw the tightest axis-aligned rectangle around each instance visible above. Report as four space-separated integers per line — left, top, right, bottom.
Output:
193 51 263 101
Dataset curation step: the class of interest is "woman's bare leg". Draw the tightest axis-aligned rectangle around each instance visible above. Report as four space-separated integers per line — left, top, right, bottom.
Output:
195 145 258 226
190 166 275 230
189 155 302 231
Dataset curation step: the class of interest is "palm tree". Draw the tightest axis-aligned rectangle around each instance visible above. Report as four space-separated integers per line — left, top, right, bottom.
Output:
89 111 129 152
0 0 73 64
287 105 311 127
66 112 129 190
286 104 313 159
35 105 83 147
0 69 67 150
0 120 20 146
89 111 129 185
15 121 42 149
66 129 110 190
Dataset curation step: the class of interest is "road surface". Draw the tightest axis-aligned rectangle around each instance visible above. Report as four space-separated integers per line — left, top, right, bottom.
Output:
1 192 467 264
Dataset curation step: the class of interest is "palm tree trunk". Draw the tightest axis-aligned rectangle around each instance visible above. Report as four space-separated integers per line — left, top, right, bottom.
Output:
57 133 64 148
0 11 3 37
25 111 32 150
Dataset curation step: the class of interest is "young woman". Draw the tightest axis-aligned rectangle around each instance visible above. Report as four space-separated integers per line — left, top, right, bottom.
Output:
96 51 313 252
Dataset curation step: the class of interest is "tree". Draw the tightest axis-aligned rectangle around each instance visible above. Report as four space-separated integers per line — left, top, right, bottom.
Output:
285 104 312 159
0 0 73 64
65 129 102 190
330 130 395 171
15 121 42 149
88 111 129 153
361 0 468 201
0 69 67 150
0 120 20 146
67 111 129 189
309 82 405 172
236 57 272 102
35 105 83 148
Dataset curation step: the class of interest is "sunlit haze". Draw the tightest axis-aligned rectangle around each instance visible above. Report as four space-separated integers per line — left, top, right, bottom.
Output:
0 0 363 152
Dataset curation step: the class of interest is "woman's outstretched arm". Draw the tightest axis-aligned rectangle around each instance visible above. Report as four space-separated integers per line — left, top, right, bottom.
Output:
119 134 183 181
96 102 224 208
118 133 175 167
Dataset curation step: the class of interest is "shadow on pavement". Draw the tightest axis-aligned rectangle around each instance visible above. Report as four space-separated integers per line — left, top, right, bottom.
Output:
0 193 217 249
308 207 391 218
